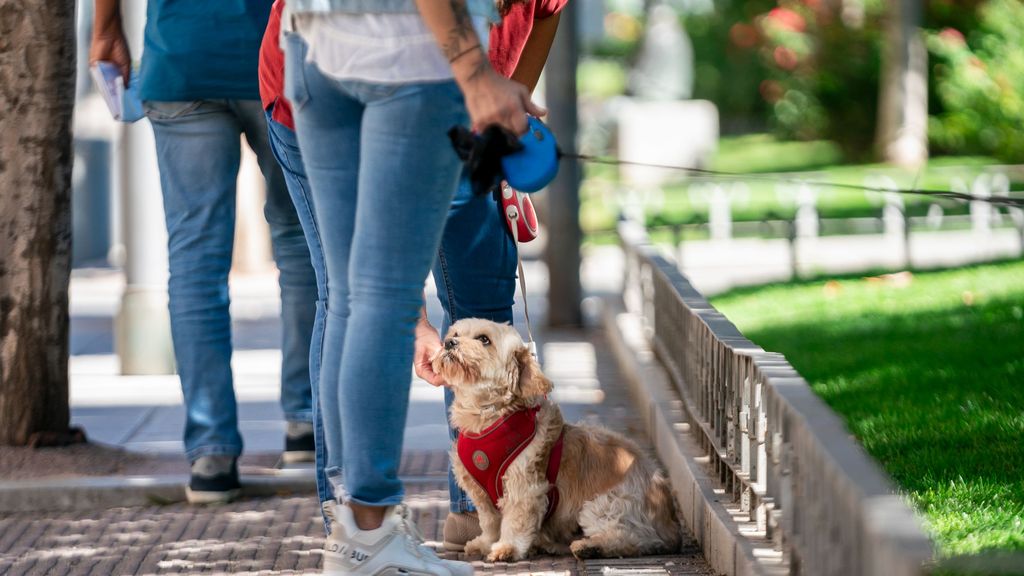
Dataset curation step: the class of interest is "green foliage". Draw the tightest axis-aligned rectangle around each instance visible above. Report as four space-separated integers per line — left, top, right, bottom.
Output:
686 0 775 129
685 1 886 158
711 261 1024 555
927 0 1024 162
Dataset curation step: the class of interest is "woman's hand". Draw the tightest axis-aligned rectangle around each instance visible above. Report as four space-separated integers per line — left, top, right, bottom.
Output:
414 316 447 387
452 48 546 135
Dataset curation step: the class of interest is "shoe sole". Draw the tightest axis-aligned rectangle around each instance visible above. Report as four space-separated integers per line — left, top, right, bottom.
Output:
186 487 241 504
281 450 316 464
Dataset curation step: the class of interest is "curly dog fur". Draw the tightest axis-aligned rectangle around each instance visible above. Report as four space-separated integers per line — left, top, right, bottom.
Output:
432 318 683 562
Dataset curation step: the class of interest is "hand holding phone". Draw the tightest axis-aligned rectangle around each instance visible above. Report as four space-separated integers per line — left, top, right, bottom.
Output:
90 61 143 123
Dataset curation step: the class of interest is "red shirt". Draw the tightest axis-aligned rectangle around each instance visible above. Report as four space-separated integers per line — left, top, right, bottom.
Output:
258 1 292 129
489 0 568 78
258 0 570 130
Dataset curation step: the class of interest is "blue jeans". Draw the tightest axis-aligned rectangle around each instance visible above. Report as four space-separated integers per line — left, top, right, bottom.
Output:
286 45 469 506
266 109 333 516
434 180 517 513
145 99 316 462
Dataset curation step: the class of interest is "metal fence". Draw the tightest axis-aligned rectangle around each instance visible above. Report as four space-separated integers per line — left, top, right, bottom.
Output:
619 218 934 576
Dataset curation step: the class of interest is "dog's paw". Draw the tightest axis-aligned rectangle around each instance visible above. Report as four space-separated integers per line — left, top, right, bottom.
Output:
463 536 492 557
487 541 519 563
570 539 605 559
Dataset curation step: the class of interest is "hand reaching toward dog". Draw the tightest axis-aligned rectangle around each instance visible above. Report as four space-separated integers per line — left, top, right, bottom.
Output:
414 315 446 387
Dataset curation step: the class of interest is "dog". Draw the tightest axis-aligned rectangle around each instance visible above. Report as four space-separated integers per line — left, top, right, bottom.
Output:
432 318 683 562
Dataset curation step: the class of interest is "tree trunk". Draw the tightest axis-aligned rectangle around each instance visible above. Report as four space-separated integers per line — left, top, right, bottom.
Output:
544 1 582 327
0 0 76 445
876 0 928 166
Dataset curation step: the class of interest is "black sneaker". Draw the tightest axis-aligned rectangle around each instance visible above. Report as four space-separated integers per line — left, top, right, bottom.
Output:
283 421 315 464
186 455 240 504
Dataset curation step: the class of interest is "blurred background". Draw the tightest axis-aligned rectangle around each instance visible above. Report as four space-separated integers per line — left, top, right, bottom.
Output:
71 0 1024 275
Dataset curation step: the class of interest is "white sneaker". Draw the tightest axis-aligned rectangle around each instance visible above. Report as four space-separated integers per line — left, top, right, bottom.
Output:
321 501 473 576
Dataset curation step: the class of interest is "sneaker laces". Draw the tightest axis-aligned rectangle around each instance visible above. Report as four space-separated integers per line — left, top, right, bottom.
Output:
393 505 443 561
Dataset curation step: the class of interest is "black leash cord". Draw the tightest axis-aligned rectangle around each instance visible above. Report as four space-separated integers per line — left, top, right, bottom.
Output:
559 152 1024 209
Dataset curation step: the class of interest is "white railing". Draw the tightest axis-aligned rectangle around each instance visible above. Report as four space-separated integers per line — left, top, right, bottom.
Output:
620 218 934 576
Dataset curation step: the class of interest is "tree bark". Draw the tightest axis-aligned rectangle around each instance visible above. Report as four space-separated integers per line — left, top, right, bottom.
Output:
0 0 76 445
544 1 582 327
876 0 928 166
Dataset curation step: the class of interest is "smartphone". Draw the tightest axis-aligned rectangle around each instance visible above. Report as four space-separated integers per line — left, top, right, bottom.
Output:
90 61 143 123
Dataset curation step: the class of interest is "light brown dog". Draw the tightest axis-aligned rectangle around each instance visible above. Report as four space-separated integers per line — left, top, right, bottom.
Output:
432 318 682 562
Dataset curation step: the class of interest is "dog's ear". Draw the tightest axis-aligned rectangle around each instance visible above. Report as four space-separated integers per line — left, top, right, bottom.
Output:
515 346 552 398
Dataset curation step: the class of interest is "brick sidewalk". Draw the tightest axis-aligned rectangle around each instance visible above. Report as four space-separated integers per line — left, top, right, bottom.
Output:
6 313 715 575
0 483 714 575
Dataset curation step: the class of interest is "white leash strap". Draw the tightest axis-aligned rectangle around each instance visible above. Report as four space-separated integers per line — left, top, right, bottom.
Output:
505 194 537 358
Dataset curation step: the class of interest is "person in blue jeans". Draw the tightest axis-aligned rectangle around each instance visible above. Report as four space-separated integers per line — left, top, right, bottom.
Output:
260 11 333 513
260 0 565 552
90 0 317 504
283 1 543 573
412 0 568 550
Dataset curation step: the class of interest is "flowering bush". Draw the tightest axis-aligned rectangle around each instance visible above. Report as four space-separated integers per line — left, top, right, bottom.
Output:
755 0 885 159
927 0 1024 162
687 0 885 158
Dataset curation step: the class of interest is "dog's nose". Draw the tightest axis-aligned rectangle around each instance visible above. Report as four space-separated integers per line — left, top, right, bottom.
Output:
444 338 458 351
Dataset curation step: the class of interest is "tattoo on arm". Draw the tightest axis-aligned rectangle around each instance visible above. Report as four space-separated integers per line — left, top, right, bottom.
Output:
465 58 488 83
442 0 477 61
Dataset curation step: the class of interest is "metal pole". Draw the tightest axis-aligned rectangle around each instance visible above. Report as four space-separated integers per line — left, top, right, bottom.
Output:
544 2 582 327
114 0 176 375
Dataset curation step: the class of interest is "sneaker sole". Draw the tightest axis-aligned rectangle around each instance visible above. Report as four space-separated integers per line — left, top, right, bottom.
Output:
186 487 241 504
281 450 316 464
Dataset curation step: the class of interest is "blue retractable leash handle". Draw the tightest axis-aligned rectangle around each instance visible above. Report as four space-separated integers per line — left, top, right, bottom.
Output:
448 116 561 195
502 116 560 193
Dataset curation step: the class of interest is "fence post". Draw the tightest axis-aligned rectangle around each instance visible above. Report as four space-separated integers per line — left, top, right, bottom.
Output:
709 184 732 241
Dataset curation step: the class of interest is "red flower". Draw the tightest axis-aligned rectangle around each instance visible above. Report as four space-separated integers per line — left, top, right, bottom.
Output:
938 27 965 47
773 46 800 70
760 79 783 103
730 22 759 49
767 7 806 32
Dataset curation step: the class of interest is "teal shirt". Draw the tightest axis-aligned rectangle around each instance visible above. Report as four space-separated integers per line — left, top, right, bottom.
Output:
139 0 273 101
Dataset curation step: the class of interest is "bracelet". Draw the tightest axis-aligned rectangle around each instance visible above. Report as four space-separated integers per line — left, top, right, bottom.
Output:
449 44 482 64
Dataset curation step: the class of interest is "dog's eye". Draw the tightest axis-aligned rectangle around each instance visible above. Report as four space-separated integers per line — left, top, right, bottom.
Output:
476 335 491 346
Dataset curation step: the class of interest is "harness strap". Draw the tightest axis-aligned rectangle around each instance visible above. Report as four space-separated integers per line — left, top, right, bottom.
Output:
544 430 565 519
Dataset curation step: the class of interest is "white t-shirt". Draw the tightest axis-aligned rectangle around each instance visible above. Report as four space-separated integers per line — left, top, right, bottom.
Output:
295 13 490 84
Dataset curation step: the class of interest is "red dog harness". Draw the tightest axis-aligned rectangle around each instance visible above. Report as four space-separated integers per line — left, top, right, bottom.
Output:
456 406 564 519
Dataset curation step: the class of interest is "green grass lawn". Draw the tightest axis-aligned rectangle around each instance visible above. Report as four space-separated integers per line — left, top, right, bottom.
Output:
709 261 1024 556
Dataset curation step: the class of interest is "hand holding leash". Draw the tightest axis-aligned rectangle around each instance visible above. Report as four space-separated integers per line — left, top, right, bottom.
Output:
449 116 561 195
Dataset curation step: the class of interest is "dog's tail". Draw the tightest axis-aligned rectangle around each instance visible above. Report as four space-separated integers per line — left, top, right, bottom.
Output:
646 468 686 553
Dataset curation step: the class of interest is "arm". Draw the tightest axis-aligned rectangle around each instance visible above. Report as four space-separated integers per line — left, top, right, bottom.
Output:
510 12 561 93
414 0 545 134
90 0 131 81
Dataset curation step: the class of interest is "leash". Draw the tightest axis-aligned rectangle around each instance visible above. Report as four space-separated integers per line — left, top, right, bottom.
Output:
502 183 538 358
451 118 1024 209
560 152 1024 209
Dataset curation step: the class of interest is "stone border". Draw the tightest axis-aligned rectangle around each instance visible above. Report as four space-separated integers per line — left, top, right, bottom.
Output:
603 296 786 576
0 470 318 513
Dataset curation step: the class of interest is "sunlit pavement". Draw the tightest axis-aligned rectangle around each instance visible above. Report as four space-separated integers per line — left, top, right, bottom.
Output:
0 251 714 574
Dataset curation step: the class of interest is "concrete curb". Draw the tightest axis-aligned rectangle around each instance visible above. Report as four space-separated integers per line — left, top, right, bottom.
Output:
0 469 319 513
602 296 787 576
